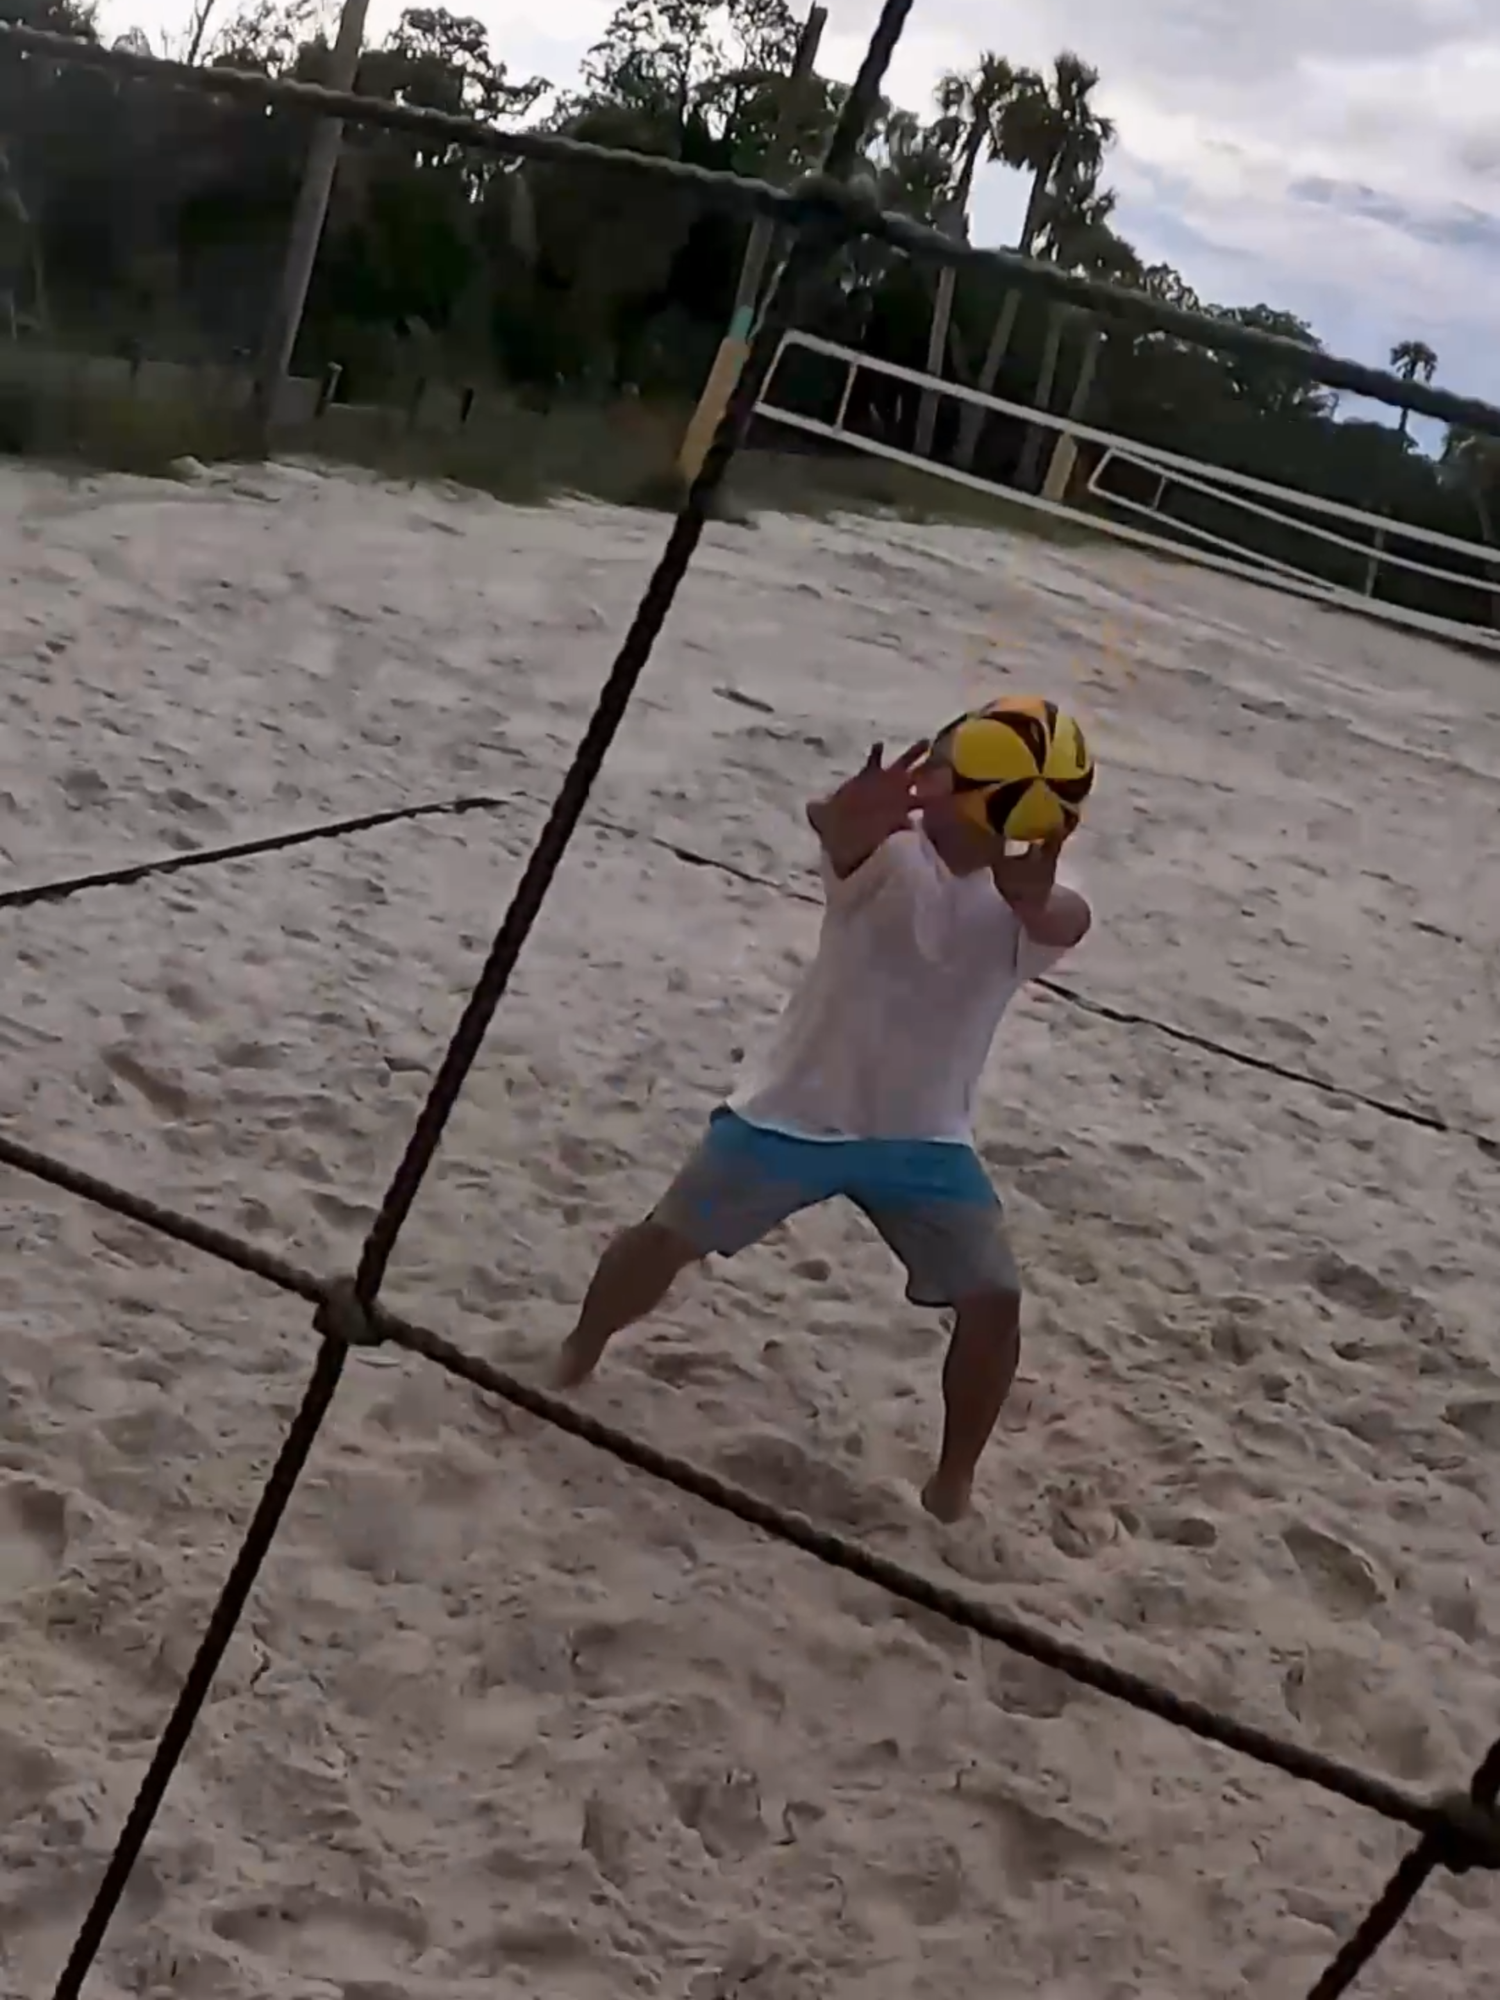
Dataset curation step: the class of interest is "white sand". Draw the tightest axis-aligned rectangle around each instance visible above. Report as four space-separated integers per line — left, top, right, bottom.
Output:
1 458 1499 1999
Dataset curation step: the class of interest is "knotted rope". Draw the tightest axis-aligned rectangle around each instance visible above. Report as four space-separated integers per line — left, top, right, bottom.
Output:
0 5 1494 1993
0 1121 1494 2000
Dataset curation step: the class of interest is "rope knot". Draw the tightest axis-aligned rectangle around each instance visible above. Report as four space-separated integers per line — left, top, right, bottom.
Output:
1430 1790 1500 1874
314 1276 384 1350
785 169 884 243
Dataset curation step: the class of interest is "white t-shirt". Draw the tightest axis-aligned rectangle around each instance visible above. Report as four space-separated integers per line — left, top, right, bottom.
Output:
727 826 1074 1145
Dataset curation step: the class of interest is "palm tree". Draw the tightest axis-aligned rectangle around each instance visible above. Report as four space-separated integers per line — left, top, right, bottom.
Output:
1389 337 1437 442
913 54 1022 459
1015 185 1136 493
954 51 1115 471
1358 338 1438 595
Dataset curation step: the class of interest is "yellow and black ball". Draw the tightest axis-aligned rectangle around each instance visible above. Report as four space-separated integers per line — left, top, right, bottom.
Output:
933 694 1095 843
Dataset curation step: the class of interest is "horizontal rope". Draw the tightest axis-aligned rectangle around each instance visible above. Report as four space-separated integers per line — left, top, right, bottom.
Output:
0 1127 324 1302
0 1116 1497 1871
721 847 1495 1153
0 793 506 912
2 22 1499 436
4 784 1494 1157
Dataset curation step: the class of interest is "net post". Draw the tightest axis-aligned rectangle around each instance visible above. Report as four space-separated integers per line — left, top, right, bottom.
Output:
676 3 827 491
248 0 371 444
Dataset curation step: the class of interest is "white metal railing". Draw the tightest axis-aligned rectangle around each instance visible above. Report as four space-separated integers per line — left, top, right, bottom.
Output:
753 331 1500 654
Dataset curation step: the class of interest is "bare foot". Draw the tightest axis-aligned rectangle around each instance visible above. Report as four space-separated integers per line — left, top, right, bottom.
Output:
920 1472 973 1524
551 1330 604 1391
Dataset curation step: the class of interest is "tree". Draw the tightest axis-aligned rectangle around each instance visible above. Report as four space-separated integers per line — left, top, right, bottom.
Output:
912 53 1020 458
1389 336 1437 442
1006 54 1115 258
954 50 1115 469
1209 303 1334 422
1442 427 1500 543
1013 185 1134 492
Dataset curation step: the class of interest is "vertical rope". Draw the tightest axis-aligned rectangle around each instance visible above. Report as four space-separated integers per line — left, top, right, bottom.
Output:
41 11 919 1995
1305 1737 1500 1998
50 1336 349 2000
351 0 916 1308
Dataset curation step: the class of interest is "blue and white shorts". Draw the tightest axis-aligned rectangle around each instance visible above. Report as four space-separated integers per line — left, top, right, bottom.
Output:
652 1107 1020 1309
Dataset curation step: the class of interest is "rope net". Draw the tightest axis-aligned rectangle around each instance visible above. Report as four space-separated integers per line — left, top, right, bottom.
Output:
0 6 1496 1999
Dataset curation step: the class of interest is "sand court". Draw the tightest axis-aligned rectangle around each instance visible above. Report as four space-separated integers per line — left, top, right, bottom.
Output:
0 459 1499 1996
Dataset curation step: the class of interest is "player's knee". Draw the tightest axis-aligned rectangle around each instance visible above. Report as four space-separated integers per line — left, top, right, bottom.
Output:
956 1285 1021 1342
629 1215 702 1279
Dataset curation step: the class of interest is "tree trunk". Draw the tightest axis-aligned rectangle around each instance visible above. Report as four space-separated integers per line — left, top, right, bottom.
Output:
913 262 957 460
954 287 1020 469
953 159 1050 470
1015 303 1066 491
913 120 986 461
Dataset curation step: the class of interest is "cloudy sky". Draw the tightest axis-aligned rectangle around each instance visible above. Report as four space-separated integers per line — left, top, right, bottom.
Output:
100 0 1500 428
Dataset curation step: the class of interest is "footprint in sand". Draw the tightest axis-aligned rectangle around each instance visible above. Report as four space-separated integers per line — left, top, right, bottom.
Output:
1281 1520 1385 1617
1442 1398 1500 1448
209 1894 429 1981
58 765 110 808
636 1343 758 1391
0 1723 65 1816
1209 1296 1267 1365
955 1772 1115 1887
670 1767 770 1861
983 1653 1079 1720
100 1045 199 1120
1043 1479 1122 1559
1306 1251 1424 1323
1282 1648 1442 1781
712 1430 896 1533
0 1477 69 1600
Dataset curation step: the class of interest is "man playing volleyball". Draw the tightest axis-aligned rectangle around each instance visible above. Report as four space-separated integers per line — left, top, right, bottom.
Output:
553 739 1092 1522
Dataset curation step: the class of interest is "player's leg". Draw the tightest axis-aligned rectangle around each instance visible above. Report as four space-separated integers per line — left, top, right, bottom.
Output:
852 1143 1023 1522
553 1216 699 1389
553 1110 835 1389
925 1287 1021 1522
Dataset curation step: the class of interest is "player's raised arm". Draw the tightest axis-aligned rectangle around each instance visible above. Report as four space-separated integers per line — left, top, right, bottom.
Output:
991 834 1092 949
806 741 951 880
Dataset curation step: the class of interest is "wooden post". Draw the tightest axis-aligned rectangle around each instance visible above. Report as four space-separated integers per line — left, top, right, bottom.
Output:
1362 518 1388 598
250 0 369 441
1042 316 1102 503
1015 302 1066 491
675 4 826 487
912 211 960 461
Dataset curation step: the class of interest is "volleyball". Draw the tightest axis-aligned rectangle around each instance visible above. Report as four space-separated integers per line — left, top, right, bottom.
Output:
933 694 1095 844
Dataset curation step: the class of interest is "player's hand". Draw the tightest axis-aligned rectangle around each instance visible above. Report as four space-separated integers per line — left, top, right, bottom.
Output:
808 740 950 877
834 740 951 835
993 828 1064 906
